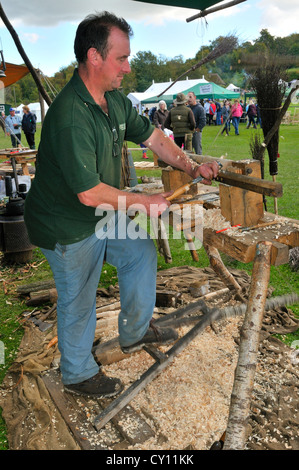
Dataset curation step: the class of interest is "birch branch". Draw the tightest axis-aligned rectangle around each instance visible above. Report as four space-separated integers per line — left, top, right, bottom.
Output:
223 241 272 450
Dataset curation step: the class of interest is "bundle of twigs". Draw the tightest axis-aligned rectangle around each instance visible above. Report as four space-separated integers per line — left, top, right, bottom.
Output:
249 62 288 176
157 34 238 97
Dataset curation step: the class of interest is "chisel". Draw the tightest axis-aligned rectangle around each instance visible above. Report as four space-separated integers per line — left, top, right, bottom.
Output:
166 162 223 202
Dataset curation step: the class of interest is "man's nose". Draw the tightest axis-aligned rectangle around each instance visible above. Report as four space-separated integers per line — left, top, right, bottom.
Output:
123 59 131 74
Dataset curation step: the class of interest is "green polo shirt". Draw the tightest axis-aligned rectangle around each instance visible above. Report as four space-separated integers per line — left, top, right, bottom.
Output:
24 69 154 250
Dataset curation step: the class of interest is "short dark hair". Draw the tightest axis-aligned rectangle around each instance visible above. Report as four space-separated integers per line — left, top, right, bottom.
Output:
74 11 133 64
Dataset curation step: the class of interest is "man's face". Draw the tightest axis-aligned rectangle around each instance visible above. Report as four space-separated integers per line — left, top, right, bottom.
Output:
99 27 131 91
187 93 196 106
10 110 15 116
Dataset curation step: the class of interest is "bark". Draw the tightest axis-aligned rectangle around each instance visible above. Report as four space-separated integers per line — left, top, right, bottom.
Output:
223 241 272 450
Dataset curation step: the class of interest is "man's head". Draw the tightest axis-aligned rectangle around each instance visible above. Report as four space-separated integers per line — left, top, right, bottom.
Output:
74 11 133 64
9 108 15 115
187 92 197 106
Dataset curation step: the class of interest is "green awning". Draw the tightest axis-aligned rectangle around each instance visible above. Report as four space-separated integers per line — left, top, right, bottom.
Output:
133 0 224 10
141 82 240 106
185 82 240 99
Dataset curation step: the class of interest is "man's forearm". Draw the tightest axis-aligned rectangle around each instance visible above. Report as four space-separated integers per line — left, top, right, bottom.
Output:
143 128 199 178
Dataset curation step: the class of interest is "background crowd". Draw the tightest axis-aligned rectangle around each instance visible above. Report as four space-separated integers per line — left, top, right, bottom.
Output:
142 95 262 155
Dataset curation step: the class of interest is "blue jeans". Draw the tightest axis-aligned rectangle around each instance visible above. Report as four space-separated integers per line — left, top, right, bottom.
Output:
232 116 240 135
41 212 157 384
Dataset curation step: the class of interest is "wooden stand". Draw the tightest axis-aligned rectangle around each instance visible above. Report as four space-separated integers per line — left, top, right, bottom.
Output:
219 159 264 226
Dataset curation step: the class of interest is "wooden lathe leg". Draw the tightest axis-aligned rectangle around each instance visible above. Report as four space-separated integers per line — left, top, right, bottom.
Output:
223 241 272 450
152 217 172 264
203 243 245 301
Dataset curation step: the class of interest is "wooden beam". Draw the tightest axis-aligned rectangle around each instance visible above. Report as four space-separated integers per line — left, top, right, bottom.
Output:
186 0 247 23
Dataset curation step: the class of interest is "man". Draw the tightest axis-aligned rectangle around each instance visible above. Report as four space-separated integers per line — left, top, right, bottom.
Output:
208 100 216 125
163 93 195 148
204 100 210 125
187 91 206 155
5 108 22 147
22 105 37 149
215 100 221 125
24 12 219 399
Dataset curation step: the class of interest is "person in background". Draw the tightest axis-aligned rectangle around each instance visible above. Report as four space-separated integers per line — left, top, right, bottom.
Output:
5 108 22 147
153 100 169 132
246 100 257 129
208 100 216 125
255 103 262 128
22 105 37 149
231 99 243 135
221 100 231 136
204 99 210 125
187 91 206 155
215 100 221 125
164 92 195 148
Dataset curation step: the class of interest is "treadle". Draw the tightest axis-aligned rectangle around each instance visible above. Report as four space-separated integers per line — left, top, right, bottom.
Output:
92 290 299 432
93 307 220 432
142 344 168 363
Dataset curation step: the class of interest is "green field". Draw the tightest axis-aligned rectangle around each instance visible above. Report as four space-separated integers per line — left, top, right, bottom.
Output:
0 120 298 449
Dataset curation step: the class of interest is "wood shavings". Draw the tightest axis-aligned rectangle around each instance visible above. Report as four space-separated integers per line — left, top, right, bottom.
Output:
103 318 242 450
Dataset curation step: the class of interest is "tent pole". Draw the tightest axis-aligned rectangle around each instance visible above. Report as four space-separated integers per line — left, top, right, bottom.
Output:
0 2 52 107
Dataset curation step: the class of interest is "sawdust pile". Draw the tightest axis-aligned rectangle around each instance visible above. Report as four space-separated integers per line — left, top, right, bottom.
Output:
105 318 241 450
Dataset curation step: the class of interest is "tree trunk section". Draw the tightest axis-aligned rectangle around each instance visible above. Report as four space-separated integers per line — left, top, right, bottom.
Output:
223 241 272 450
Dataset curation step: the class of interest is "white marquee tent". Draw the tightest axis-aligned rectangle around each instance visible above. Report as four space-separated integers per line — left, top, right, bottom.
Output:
226 83 240 93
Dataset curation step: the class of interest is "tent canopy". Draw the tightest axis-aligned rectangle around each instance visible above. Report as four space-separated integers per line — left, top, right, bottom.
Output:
138 78 208 106
183 82 240 100
133 0 224 10
0 62 30 88
141 82 240 105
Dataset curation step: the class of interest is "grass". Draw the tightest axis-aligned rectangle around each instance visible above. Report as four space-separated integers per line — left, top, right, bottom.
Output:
0 120 298 449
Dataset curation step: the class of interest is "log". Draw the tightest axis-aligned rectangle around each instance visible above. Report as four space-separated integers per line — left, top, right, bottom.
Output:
223 241 272 450
17 279 56 295
26 288 58 306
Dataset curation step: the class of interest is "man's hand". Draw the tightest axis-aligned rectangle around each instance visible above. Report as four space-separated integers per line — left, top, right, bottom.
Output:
129 192 172 218
192 161 219 185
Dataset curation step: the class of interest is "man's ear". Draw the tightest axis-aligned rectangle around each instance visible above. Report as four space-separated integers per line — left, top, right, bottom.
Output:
87 48 103 66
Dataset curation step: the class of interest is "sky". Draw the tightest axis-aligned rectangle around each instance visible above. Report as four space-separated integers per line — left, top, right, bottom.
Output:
0 0 298 79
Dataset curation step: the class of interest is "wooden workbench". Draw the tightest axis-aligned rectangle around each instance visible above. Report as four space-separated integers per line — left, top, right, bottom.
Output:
202 209 299 267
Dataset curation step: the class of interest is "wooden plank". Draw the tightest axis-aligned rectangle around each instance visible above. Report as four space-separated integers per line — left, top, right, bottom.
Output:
42 369 109 449
43 369 155 446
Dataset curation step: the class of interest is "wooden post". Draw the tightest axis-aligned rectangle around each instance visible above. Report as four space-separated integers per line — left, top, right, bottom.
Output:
223 241 272 450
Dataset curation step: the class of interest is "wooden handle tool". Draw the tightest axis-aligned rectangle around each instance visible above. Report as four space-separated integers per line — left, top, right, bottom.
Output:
166 177 203 202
